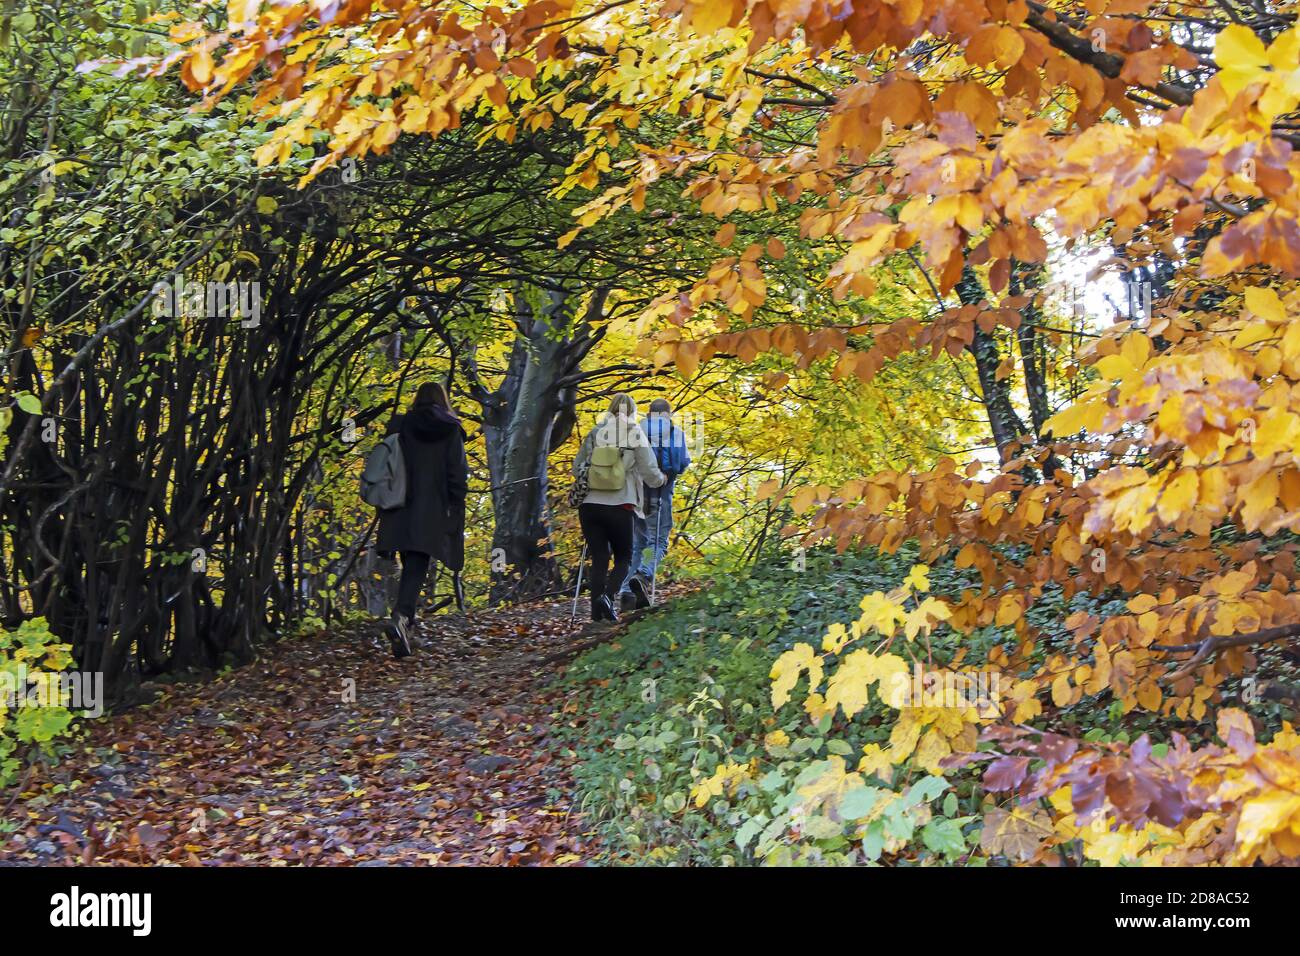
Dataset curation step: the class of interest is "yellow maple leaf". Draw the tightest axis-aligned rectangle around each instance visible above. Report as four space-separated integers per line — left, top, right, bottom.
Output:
822 621 850 654
904 596 952 639
857 590 908 636
903 564 931 593
858 743 894 783
888 709 924 761
913 727 952 774
822 649 875 719
771 642 823 709
823 650 908 719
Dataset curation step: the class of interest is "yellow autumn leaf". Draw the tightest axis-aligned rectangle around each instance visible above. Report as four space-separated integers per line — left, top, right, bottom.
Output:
822 621 850 654
1044 395 1104 437
1010 680 1043 722
903 564 931 592
824 649 879 719
888 710 924 761
1245 286 1287 323
228 0 260 27
770 642 823 709
1094 352 1135 380
188 46 213 87
687 0 736 34
1137 680 1162 712
790 486 818 513
1216 24 1269 71
1216 24 1269 98
995 592 1023 626
913 727 952 774
823 650 908 719
1051 673 1072 708
1082 827 1151 867
1120 333 1152 370
1157 468 1198 524
1267 26 1300 71
1234 791 1300 863
903 597 950 640
1240 469 1279 530
857 590 908 636
858 743 894 783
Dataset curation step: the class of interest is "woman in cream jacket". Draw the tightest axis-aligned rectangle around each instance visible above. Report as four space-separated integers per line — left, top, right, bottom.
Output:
572 394 666 621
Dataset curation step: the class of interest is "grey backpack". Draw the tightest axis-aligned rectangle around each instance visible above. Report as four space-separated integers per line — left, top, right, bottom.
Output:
360 434 407 510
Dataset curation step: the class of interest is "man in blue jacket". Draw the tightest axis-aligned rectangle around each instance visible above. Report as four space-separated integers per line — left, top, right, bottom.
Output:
620 398 691 610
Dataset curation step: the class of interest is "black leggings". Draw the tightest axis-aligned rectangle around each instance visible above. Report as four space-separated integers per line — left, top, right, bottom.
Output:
579 503 634 603
395 550 433 620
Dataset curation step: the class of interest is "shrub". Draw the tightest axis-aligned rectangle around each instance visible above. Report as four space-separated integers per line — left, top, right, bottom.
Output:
0 618 80 789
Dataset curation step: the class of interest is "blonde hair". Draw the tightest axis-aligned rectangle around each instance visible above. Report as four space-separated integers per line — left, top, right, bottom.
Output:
606 393 637 418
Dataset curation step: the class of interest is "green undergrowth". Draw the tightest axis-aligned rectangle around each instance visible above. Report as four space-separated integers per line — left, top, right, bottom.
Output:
558 544 1262 866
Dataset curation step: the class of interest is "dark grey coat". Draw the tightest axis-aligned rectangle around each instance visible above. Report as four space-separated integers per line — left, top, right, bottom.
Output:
376 405 468 571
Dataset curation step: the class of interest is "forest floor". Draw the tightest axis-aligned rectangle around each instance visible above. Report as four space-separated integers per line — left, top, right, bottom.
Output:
1 597 626 866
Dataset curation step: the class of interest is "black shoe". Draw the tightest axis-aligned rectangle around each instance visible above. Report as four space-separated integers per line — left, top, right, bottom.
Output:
618 591 636 612
629 575 651 609
595 594 619 623
385 614 412 658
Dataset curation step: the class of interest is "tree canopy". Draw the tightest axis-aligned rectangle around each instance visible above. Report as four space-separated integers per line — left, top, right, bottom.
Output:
4 0 1300 869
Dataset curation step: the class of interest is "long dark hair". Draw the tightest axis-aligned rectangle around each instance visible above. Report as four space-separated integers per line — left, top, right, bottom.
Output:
411 381 458 420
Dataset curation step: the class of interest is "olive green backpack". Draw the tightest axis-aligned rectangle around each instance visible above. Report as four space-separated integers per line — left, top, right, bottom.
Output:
587 445 627 492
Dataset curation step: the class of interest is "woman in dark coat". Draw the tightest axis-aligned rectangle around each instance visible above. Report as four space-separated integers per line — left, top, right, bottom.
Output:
377 382 468 657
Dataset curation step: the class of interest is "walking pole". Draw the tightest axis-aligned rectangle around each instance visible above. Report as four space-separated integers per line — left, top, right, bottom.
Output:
571 544 587 621
650 486 666 605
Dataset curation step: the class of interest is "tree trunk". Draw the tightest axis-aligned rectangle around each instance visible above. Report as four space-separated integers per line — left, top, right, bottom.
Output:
957 267 1030 462
481 290 573 602
436 284 620 603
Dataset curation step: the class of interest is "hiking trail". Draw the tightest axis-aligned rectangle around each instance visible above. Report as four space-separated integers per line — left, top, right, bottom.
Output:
2 599 628 866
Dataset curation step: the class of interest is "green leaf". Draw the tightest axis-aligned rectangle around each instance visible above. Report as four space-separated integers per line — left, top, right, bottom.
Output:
882 802 914 841
921 817 968 857
903 775 948 808
861 819 886 861
736 816 763 849
840 785 883 820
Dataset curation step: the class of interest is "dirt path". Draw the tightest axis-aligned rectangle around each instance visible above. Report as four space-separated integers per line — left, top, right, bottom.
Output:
2 599 612 866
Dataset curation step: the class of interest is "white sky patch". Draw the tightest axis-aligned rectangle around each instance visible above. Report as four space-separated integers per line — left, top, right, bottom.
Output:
962 237 1129 478
1042 239 1131 333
